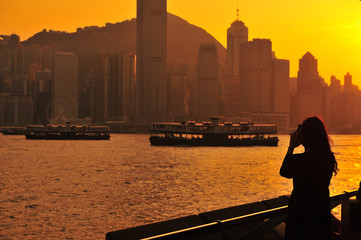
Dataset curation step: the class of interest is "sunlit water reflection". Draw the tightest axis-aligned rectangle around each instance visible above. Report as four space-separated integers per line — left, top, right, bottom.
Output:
0 134 360 239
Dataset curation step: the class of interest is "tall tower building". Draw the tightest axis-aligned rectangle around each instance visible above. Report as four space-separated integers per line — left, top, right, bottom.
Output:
93 52 136 123
226 11 248 77
240 39 273 115
225 11 248 117
296 52 325 123
344 72 352 92
297 52 322 95
136 0 167 123
197 43 220 119
53 52 78 121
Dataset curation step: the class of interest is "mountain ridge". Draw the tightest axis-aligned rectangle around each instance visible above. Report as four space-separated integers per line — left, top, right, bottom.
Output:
22 13 226 77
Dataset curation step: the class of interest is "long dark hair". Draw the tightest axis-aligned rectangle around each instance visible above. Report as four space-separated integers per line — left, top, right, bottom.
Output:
301 116 338 175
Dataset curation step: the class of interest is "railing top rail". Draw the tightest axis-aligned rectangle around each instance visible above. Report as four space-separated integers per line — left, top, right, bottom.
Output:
140 190 358 240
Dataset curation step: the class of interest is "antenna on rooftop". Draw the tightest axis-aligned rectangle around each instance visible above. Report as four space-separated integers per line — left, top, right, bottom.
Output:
236 2 239 20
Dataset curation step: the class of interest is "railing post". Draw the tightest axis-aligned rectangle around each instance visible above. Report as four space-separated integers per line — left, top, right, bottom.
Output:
341 197 350 239
216 220 224 240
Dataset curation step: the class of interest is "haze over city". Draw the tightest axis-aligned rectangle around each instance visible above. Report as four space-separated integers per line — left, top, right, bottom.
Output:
2 1 361 239
1 0 361 86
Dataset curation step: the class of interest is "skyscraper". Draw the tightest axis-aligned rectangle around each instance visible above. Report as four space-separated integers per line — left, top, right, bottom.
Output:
225 13 248 117
93 52 136 123
197 43 220 119
297 52 322 95
53 52 78 122
344 72 352 92
136 0 167 124
240 39 273 115
224 16 290 127
296 52 325 123
226 16 248 77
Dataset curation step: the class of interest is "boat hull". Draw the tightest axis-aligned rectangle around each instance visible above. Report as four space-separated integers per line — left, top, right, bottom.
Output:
149 136 279 147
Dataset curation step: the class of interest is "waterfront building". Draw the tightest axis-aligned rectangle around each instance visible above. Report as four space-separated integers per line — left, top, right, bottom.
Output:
35 69 51 123
168 73 189 121
329 76 341 98
196 43 220 120
225 13 248 117
136 0 167 124
224 16 290 127
240 39 290 126
121 53 136 121
297 52 323 95
327 72 361 131
273 58 290 127
241 39 274 115
94 52 109 123
53 52 79 120
330 92 357 130
344 72 352 93
295 52 325 124
27 63 42 97
93 52 136 123
0 95 33 125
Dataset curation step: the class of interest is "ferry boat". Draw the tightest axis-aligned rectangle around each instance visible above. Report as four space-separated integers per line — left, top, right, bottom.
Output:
25 122 110 140
2 127 28 135
149 120 279 147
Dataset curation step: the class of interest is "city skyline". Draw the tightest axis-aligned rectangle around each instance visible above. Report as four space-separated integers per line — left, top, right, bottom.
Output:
1 0 361 87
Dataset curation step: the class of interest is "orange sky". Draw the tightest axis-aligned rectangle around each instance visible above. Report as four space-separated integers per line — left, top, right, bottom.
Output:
1 0 361 86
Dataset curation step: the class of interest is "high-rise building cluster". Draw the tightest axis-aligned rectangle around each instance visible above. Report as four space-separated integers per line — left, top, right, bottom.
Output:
0 35 57 125
0 34 137 126
224 18 290 128
291 52 361 131
92 51 136 123
1 1 361 132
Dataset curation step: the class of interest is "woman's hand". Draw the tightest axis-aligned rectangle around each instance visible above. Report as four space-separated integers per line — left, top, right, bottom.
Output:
288 130 301 151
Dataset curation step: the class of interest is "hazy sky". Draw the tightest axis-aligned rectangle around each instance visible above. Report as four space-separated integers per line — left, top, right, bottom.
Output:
1 0 361 86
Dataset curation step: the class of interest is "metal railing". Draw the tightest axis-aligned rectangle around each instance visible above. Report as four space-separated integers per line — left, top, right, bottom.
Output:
140 190 358 240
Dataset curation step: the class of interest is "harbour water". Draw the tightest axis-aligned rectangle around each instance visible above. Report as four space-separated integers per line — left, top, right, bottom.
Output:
0 134 360 239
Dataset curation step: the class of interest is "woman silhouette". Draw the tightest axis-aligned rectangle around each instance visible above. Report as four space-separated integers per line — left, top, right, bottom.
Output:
280 116 338 240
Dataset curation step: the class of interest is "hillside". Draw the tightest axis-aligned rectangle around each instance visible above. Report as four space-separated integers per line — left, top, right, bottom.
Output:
23 13 226 76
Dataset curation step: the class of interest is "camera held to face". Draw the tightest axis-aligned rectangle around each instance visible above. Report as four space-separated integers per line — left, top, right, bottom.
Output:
296 124 302 144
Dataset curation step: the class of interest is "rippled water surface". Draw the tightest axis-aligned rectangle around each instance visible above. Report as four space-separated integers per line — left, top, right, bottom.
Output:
1 134 360 239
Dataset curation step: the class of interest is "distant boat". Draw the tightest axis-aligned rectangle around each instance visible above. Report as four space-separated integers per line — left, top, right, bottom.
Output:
2 127 28 135
25 122 110 140
149 119 279 147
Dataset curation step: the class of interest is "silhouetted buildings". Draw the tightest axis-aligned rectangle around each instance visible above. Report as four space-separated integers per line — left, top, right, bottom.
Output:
0 35 37 125
0 94 33 125
168 73 189 121
52 52 79 123
328 73 360 131
293 52 326 124
34 69 51 123
240 39 289 126
224 15 290 128
92 51 136 123
273 59 290 125
136 0 167 124
344 72 353 93
2 10 361 132
289 52 361 132
197 43 220 119
225 18 248 117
